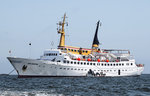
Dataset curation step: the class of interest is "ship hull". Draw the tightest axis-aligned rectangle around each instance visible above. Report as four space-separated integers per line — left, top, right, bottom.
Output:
7 57 144 77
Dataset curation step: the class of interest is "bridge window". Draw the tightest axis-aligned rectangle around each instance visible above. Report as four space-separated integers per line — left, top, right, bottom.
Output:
85 51 88 53
74 62 76 64
71 49 73 51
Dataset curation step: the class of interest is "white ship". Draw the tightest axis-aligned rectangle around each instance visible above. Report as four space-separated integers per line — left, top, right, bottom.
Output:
7 14 144 77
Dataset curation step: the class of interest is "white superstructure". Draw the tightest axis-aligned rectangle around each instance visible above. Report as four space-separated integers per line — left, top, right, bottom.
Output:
7 14 144 77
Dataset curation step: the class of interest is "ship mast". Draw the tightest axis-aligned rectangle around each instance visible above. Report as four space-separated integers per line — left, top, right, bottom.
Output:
58 13 67 47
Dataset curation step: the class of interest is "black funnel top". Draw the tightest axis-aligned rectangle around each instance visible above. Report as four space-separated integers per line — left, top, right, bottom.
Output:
92 20 100 47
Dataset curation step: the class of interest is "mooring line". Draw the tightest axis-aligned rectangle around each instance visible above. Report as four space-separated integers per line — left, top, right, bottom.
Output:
8 69 15 75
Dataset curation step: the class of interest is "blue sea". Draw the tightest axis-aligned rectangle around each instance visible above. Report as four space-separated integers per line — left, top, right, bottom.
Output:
0 74 150 96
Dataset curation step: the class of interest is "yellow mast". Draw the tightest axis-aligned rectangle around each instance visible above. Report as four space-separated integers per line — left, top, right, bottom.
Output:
58 13 66 47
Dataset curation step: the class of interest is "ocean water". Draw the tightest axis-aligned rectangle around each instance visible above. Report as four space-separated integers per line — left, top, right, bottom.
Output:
0 74 150 96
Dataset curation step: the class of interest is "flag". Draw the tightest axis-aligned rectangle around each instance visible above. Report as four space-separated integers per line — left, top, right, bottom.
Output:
9 50 11 53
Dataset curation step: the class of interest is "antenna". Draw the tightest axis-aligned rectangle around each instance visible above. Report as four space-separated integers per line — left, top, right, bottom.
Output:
29 42 31 58
9 50 12 56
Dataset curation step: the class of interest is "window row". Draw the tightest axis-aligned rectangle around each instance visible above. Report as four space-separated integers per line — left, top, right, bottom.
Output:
63 60 133 66
61 48 88 53
59 67 128 72
44 53 57 56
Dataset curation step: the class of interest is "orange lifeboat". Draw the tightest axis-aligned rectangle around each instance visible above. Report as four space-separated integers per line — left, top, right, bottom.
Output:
106 60 109 62
87 58 91 61
77 58 81 61
97 59 100 62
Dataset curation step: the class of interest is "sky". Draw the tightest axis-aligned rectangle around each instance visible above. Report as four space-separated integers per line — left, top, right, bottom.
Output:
0 0 150 74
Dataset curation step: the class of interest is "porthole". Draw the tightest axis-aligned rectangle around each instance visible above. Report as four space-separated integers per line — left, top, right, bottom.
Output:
63 60 66 63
